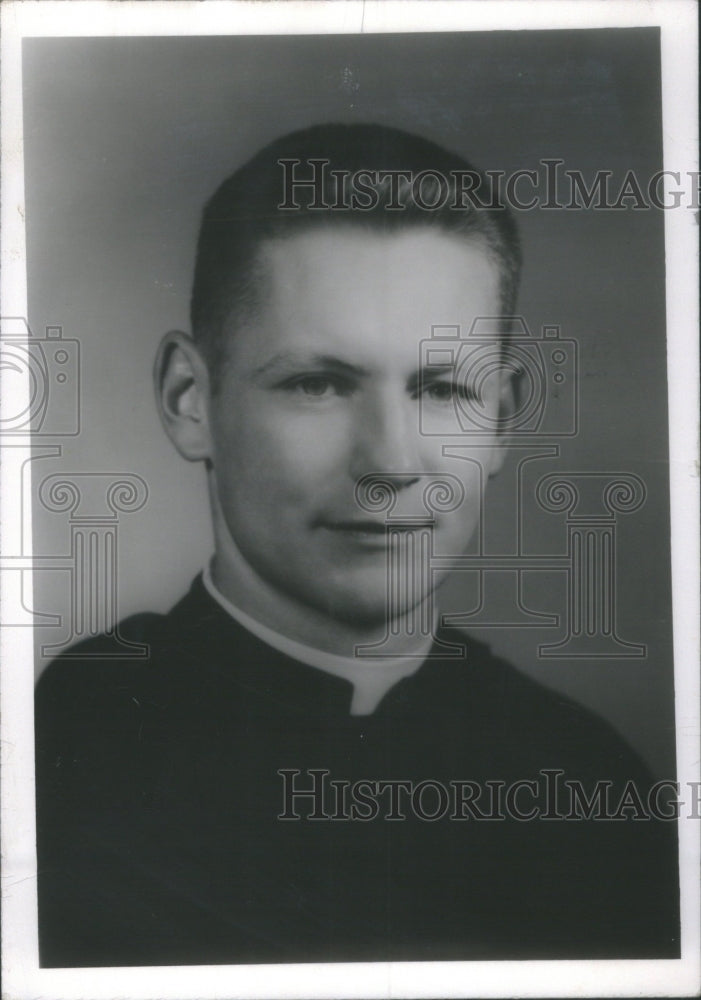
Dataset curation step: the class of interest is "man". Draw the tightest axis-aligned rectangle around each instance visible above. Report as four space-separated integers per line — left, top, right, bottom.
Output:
35 124 679 966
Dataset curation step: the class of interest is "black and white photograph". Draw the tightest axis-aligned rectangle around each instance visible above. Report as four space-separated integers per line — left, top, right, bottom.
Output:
1 2 698 998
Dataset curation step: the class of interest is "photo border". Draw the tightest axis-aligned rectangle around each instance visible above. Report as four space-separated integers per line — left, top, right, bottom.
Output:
1 2 698 997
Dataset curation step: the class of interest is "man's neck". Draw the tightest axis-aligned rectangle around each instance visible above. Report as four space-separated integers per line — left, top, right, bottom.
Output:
209 548 436 661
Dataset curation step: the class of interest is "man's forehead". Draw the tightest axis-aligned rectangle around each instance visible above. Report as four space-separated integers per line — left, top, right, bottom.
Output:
217 227 502 379
256 228 499 332
260 226 498 287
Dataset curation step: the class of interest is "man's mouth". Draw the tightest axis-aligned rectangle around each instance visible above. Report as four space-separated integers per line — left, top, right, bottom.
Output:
319 519 435 544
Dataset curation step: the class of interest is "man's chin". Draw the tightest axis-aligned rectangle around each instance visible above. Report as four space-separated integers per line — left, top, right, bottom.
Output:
312 581 436 632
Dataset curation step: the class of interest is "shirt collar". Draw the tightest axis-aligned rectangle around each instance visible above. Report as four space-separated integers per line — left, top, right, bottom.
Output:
202 563 429 715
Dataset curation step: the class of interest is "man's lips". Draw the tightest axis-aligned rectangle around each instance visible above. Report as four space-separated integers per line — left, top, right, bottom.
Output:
313 518 439 555
319 519 435 536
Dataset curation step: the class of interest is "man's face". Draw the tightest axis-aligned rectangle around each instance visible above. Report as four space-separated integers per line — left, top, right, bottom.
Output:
206 228 507 625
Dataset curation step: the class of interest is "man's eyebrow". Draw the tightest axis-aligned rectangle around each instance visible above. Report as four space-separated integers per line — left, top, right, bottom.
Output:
250 352 371 379
407 364 459 391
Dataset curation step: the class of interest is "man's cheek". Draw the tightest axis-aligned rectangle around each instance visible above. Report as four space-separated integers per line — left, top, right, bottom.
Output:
280 437 350 489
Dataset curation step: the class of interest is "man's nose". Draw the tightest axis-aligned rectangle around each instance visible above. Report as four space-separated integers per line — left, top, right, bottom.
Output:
349 392 421 487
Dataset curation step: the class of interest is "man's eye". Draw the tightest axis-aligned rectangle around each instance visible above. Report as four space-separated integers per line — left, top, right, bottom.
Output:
284 375 351 399
423 381 477 404
425 381 456 403
297 376 332 396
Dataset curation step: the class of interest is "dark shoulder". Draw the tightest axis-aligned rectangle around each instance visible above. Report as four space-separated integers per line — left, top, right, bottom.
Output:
34 574 238 757
36 612 163 697
35 576 213 710
34 611 171 748
423 628 653 782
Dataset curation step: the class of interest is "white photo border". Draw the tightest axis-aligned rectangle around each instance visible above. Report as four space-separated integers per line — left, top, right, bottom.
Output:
1 2 698 997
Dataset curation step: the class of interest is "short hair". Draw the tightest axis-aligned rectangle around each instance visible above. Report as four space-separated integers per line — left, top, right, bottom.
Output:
191 123 521 384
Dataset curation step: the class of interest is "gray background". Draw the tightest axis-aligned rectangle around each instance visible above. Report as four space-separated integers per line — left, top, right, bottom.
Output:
24 29 675 777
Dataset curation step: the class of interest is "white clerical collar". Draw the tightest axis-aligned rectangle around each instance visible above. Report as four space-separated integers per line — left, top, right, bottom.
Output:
202 564 430 715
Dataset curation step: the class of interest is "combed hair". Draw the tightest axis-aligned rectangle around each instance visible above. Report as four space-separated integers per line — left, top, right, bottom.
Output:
191 123 521 383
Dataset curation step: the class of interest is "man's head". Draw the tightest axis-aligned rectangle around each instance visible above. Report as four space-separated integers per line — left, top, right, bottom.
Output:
190 123 521 385
155 124 521 634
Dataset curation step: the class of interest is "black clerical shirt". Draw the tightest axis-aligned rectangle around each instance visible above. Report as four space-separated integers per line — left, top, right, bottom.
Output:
35 576 679 967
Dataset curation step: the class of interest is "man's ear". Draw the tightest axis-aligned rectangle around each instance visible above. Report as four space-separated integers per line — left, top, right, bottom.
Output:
486 367 516 477
153 331 213 461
